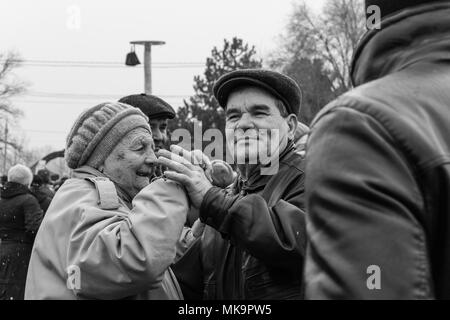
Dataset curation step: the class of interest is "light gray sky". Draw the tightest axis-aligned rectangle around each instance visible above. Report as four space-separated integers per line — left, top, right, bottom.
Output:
1 0 325 151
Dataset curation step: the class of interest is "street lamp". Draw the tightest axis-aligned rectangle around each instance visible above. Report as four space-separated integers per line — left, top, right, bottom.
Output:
125 40 165 94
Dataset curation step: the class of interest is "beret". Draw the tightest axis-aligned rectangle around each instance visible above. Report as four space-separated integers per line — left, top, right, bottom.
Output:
213 69 302 116
365 0 450 19
119 93 175 120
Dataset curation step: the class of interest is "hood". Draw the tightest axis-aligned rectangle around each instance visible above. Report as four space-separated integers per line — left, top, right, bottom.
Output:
351 2 450 86
1 181 31 199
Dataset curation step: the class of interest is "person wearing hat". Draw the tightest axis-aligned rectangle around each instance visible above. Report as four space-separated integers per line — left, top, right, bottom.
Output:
304 0 450 299
30 174 53 215
160 69 306 299
0 164 43 300
119 94 176 179
118 93 175 152
25 102 189 300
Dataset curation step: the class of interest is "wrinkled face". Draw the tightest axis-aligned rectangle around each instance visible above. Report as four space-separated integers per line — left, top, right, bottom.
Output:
101 127 157 198
149 118 169 151
225 86 296 165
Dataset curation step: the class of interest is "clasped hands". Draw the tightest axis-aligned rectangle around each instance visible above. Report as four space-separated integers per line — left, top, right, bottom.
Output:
156 145 213 209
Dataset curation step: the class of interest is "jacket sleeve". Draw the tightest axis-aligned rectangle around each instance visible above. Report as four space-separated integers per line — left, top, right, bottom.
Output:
66 179 188 299
305 107 431 299
23 195 44 234
199 174 306 270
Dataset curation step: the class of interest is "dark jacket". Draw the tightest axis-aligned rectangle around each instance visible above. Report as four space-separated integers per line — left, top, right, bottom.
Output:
0 182 43 243
304 3 450 299
174 142 306 299
30 186 53 214
0 182 43 300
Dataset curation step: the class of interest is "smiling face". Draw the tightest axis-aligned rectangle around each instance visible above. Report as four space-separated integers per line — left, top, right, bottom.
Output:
100 127 157 198
225 86 297 165
149 118 169 151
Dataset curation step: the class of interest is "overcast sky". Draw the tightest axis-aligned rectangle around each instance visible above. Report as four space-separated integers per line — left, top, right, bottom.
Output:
1 0 325 151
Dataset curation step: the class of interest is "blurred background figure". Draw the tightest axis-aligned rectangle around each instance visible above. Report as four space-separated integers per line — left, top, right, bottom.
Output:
0 175 7 197
30 175 53 215
36 169 55 198
0 164 43 300
293 121 309 157
0 175 7 187
53 175 69 193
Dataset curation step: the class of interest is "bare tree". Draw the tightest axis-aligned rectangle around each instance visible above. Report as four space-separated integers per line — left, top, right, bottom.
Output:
0 51 29 173
0 51 27 118
278 0 366 93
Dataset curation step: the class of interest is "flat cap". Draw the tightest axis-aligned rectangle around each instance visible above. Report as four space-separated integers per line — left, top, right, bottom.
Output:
119 93 175 120
213 69 302 116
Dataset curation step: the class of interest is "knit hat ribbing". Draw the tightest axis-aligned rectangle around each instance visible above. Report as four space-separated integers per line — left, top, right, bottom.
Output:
65 102 151 169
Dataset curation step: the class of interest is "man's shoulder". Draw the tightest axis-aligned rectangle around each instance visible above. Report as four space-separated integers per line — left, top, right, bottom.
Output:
311 78 394 126
311 69 437 127
279 148 305 176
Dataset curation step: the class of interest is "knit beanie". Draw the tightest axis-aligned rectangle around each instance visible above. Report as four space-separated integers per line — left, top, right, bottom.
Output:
366 0 450 19
65 102 151 169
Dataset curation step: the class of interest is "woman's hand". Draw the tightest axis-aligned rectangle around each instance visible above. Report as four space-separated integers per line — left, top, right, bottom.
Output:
157 145 213 209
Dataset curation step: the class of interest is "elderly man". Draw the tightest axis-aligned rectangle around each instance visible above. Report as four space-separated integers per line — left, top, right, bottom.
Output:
159 69 306 300
119 93 175 152
25 102 188 300
305 0 450 299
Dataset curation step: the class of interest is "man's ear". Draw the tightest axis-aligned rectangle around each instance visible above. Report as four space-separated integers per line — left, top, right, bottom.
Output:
286 114 298 139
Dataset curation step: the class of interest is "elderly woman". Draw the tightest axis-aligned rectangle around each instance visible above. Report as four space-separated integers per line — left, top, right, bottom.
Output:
0 164 43 300
25 102 189 300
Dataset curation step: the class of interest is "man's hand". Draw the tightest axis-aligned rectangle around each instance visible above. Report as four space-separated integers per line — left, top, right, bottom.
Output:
157 145 213 209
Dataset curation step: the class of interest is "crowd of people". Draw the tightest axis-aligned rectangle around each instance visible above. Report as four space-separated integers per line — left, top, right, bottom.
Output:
0 0 449 300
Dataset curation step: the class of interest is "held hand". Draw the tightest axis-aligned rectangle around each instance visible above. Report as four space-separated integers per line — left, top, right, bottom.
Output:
156 145 213 208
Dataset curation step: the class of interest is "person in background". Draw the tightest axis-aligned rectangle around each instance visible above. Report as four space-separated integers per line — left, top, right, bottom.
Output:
0 175 7 187
0 164 43 300
293 121 309 158
0 175 7 197
25 102 189 300
30 175 53 214
119 93 176 178
36 169 55 198
53 175 69 193
304 0 450 299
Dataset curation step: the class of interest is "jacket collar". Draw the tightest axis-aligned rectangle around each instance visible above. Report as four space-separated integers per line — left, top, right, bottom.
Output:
351 3 450 86
1 181 31 199
72 166 132 205
236 140 296 193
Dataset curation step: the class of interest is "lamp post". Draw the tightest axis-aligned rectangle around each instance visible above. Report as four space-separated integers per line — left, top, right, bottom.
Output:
126 40 165 94
3 119 8 175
